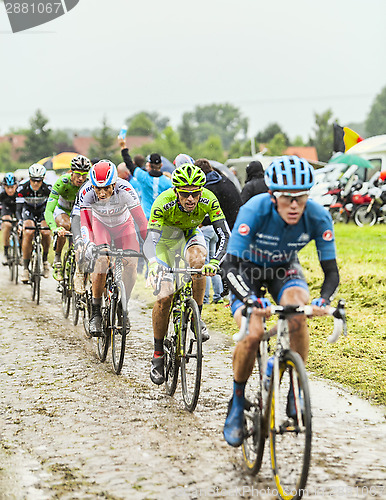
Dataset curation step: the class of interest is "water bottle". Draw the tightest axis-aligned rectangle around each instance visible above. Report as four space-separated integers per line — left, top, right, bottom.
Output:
263 356 274 391
118 124 127 140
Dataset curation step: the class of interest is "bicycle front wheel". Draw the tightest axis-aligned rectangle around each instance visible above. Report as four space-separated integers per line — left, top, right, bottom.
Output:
268 350 312 500
242 357 266 475
82 275 92 338
8 234 17 282
61 253 71 318
31 244 41 304
111 283 128 375
72 291 80 326
164 309 180 397
97 294 110 362
180 298 202 412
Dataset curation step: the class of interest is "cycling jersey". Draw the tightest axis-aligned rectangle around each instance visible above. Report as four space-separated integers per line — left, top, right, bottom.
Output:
16 179 51 219
144 187 230 265
80 178 148 245
0 187 17 216
44 173 81 231
227 193 336 265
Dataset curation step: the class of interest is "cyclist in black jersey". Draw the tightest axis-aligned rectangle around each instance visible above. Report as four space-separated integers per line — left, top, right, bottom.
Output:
16 164 52 283
0 173 18 265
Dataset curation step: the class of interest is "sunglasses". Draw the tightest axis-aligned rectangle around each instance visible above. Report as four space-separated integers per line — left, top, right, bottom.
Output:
177 189 202 199
273 191 309 205
30 178 43 183
72 171 88 177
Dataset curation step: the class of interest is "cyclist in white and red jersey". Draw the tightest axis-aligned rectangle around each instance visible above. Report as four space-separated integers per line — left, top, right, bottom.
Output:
80 160 148 337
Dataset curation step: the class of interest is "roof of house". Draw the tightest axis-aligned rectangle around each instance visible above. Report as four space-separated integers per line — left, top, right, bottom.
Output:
284 146 318 161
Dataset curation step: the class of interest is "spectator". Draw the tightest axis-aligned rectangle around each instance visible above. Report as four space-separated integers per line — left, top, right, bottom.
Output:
119 139 172 219
240 160 268 204
133 154 146 170
195 158 242 304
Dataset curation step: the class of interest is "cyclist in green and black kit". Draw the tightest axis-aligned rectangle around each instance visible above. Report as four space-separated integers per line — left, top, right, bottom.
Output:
143 163 230 385
44 155 91 281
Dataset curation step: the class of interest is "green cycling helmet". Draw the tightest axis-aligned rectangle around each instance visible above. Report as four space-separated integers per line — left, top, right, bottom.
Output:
172 163 206 188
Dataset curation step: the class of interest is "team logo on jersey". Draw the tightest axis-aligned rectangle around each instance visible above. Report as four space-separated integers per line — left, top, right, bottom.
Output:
298 233 310 242
238 223 250 236
322 230 333 241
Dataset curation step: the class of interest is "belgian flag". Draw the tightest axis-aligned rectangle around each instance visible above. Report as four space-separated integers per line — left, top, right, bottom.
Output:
333 124 363 153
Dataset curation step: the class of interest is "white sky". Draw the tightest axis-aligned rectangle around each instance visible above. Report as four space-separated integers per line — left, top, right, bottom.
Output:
1 0 385 141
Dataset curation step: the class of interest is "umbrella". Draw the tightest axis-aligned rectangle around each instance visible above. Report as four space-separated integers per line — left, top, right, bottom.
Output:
209 160 242 192
328 154 373 169
160 156 174 173
38 152 78 171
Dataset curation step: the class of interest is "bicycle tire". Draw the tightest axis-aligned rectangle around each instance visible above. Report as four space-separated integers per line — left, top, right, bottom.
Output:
83 276 92 338
72 291 80 326
242 357 266 475
268 350 312 500
180 298 202 412
164 307 180 397
97 294 110 362
9 233 17 282
354 205 377 226
32 243 41 305
111 282 127 375
61 251 71 318
14 234 20 285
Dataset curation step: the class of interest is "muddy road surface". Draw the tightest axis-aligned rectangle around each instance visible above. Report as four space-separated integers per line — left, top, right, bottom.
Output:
0 271 385 500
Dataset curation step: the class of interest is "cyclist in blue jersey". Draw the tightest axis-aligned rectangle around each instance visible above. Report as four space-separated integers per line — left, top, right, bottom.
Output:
222 156 340 447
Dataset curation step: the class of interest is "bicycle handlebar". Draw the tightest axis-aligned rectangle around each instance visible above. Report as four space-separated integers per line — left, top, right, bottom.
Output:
234 299 347 344
152 267 203 296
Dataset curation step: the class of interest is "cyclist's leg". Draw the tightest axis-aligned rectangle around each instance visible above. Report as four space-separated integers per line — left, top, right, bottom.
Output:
53 210 70 280
21 210 34 282
1 211 12 263
112 218 139 302
224 297 265 447
40 216 51 278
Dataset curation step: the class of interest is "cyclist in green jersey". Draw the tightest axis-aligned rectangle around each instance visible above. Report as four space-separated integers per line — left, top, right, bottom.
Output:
143 163 230 385
44 155 91 281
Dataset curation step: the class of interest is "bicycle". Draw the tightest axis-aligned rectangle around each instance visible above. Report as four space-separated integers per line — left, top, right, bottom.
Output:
54 233 76 319
95 247 143 375
153 262 203 412
237 299 347 500
4 218 21 284
24 218 51 305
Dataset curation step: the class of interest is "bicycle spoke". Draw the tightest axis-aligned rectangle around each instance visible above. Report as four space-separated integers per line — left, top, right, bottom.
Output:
269 352 312 500
111 285 127 375
164 308 179 397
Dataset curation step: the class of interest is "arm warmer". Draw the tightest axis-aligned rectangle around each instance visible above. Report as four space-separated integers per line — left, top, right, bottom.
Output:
212 218 230 263
121 148 136 176
221 253 253 302
320 258 340 303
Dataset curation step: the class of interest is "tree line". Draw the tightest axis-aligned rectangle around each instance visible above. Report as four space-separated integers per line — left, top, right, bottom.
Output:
1 84 386 172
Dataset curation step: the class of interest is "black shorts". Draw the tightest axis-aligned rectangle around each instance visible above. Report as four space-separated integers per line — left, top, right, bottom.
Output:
230 260 309 314
21 207 46 223
1 205 16 218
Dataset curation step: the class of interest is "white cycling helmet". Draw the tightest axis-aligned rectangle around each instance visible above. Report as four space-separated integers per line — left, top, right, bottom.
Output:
173 153 195 168
29 163 46 179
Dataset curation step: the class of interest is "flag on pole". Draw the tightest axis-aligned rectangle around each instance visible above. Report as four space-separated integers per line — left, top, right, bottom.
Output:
333 124 363 153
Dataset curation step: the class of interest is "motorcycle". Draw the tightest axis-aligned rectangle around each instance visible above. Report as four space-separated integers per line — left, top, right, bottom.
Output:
353 186 386 226
328 182 371 224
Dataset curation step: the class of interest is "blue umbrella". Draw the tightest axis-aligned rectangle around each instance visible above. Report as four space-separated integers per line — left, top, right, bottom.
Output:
160 156 174 173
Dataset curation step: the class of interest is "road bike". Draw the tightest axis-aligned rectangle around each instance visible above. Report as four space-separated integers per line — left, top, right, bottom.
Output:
4 218 21 284
237 299 347 500
24 218 51 305
154 263 203 412
96 248 143 375
55 233 76 319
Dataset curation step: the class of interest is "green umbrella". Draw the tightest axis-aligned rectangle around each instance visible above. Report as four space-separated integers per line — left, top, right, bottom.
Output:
328 154 373 169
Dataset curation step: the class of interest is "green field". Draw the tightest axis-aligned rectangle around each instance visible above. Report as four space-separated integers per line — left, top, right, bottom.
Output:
201 224 386 406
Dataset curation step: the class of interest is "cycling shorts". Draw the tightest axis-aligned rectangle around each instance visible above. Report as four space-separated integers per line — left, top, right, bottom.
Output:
92 216 139 252
53 206 69 220
230 260 309 315
21 207 46 222
1 205 16 218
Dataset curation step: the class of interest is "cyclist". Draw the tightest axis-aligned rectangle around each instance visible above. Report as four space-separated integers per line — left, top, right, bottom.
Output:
79 160 148 337
143 163 230 385
0 173 18 265
222 156 340 447
44 154 91 281
16 164 52 284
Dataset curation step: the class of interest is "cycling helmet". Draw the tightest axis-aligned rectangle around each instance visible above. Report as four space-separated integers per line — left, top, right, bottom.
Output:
264 156 315 191
28 163 46 179
70 154 92 172
172 163 206 188
3 172 16 186
173 153 195 168
90 160 118 187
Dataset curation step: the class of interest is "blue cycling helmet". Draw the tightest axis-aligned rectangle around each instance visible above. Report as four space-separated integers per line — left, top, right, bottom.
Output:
90 160 118 187
265 156 315 190
3 172 16 186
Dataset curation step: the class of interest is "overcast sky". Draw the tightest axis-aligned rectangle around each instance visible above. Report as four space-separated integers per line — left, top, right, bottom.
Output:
1 0 385 141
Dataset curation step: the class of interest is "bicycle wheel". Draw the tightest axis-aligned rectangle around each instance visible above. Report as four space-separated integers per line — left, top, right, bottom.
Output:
9 234 16 282
242 356 266 475
164 308 180 397
354 205 377 226
180 298 202 412
61 252 71 318
72 291 80 326
268 350 312 500
82 276 92 338
97 294 110 362
13 235 20 285
111 283 128 375
31 244 41 305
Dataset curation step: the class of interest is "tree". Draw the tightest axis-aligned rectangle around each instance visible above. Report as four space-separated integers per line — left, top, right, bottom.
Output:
292 135 305 147
267 133 287 156
52 130 74 154
88 116 118 162
228 139 255 158
0 142 13 172
365 85 386 137
255 123 289 146
19 109 54 162
131 126 188 161
308 109 335 162
125 111 170 136
178 103 248 150
192 135 226 163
